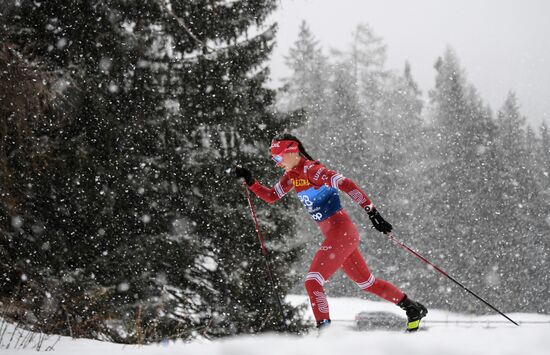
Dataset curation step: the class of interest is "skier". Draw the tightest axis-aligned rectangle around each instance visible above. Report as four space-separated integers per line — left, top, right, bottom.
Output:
235 133 428 331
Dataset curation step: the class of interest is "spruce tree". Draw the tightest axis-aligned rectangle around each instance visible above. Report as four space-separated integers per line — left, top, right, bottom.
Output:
425 48 498 312
539 122 550 192
350 23 388 113
537 122 550 311
281 20 327 117
1 0 305 341
491 93 543 310
0 43 61 315
365 63 427 292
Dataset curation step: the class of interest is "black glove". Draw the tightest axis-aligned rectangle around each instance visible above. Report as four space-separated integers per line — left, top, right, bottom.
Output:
366 207 393 233
235 165 254 186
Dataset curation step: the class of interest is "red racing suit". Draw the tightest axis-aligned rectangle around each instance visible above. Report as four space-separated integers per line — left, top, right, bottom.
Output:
249 156 405 322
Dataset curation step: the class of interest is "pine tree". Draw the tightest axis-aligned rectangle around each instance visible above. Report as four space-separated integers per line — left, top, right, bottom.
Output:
339 23 390 183
1 0 209 340
490 93 544 309
281 20 327 117
282 20 331 170
318 23 389 173
0 43 61 313
350 23 388 113
365 63 427 290
373 62 424 200
1 0 306 341
425 48 498 312
539 122 550 191
536 122 550 310
326 62 364 165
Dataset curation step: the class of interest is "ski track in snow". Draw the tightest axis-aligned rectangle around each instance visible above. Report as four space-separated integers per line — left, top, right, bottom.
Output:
2 295 549 355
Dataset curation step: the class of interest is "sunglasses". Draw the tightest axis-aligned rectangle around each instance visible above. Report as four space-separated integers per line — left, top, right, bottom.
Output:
271 155 283 164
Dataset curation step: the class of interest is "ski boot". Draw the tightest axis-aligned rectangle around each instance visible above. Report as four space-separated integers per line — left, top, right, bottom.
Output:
316 319 331 335
397 294 428 332
316 319 331 329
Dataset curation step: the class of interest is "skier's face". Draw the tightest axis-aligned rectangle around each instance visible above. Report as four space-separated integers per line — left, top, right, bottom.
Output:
270 139 301 171
276 152 301 172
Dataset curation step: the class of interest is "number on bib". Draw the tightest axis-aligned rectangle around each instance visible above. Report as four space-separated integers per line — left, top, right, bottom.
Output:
312 213 323 221
299 195 313 207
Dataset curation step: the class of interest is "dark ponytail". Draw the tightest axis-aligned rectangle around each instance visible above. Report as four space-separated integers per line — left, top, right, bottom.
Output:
272 133 315 161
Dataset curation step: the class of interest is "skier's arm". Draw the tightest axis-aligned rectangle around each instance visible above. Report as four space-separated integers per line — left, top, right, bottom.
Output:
306 163 374 211
235 165 292 204
249 174 293 204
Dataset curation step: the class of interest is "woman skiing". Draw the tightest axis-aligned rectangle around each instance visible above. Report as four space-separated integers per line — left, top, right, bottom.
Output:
235 134 427 331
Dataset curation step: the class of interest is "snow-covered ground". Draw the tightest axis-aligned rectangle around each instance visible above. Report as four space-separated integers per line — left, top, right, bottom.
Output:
2 295 549 355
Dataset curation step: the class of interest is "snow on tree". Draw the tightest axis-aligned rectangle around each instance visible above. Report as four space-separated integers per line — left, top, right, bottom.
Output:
1 0 306 342
279 26 550 313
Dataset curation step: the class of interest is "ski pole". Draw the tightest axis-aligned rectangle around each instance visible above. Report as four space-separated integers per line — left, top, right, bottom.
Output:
241 181 288 328
385 232 519 326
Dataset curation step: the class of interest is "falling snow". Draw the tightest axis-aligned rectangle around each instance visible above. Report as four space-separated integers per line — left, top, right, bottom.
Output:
0 0 548 351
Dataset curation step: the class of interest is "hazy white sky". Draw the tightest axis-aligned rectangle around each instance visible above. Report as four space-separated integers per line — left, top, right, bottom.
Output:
267 0 550 128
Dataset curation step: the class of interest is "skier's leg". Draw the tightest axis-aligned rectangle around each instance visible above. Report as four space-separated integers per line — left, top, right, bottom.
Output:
341 249 428 331
341 249 404 304
305 211 359 324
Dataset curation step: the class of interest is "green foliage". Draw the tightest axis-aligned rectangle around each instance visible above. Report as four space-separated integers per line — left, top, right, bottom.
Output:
1 0 306 342
281 23 550 314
